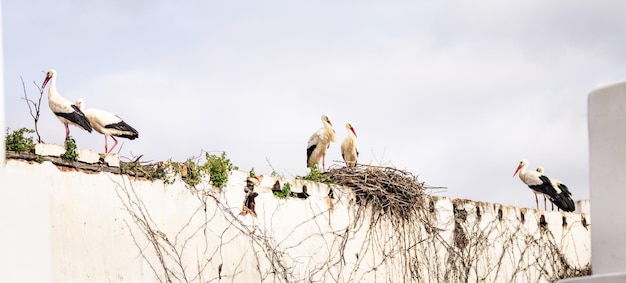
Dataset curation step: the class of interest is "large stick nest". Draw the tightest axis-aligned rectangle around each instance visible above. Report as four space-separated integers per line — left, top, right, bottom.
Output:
326 165 434 220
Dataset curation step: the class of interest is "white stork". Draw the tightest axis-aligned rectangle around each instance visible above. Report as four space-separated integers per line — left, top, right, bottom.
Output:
75 98 139 154
41 69 92 143
340 122 358 167
306 114 337 171
513 159 575 212
536 166 573 212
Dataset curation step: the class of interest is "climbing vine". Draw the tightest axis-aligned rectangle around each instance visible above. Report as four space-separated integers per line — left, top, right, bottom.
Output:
111 164 589 282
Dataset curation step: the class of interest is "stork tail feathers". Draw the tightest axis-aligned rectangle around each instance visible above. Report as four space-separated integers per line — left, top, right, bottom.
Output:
104 121 139 139
552 193 576 212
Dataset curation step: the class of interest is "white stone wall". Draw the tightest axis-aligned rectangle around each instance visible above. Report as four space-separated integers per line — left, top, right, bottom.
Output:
2 159 591 282
587 82 626 276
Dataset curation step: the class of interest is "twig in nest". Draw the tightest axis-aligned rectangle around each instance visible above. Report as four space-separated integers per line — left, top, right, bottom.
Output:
133 154 144 163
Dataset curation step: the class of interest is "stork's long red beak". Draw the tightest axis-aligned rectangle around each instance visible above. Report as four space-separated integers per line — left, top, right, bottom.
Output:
42 76 50 89
513 166 521 177
351 128 357 138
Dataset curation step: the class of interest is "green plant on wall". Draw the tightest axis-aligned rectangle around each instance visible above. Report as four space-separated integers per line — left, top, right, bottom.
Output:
117 152 239 188
160 161 180 185
5 127 35 153
61 136 79 161
273 182 292 199
122 159 178 185
203 152 237 188
182 158 203 187
302 166 333 185
120 160 140 172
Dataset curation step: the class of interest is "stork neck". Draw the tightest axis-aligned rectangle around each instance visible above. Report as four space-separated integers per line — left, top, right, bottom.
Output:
324 122 337 142
517 164 527 179
326 124 333 132
47 75 58 98
345 131 357 147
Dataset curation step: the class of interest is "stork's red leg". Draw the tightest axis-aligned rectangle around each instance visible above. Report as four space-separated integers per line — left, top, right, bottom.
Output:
108 136 119 154
535 193 539 210
64 123 70 147
543 195 547 210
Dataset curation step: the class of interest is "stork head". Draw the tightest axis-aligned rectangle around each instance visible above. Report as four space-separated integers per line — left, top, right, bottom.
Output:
536 167 544 174
345 122 357 138
41 69 57 89
513 159 528 177
321 114 333 127
75 98 85 110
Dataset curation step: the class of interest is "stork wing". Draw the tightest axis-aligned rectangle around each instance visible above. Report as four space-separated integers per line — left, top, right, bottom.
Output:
555 182 571 196
537 175 558 195
307 130 322 149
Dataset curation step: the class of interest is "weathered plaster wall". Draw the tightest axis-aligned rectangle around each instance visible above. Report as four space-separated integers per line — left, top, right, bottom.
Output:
3 159 591 282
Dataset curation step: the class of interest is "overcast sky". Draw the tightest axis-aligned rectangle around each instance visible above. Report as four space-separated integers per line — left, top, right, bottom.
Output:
4 0 626 209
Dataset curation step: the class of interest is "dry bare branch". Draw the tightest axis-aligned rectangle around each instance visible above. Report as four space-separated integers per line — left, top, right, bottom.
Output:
20 76 45 143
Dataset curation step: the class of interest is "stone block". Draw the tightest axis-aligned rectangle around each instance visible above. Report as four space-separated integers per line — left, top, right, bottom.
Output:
35 143 65 157
77 149 100 164
103 154 120 167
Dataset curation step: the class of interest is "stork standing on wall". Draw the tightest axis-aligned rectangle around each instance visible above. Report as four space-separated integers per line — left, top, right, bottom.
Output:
536 166 574 212
340 122 359 167
513 159 575 212
307 114 337 171
535 167 552 210
75 98 139 154
41 69 92 143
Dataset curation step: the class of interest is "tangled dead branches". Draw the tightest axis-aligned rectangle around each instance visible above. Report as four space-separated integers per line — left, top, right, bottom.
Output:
105 162 589 282
326 165 437 221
